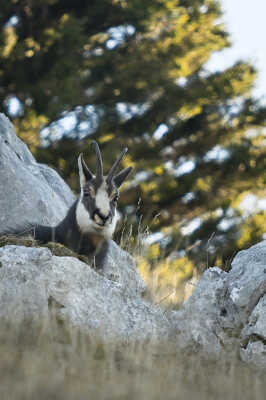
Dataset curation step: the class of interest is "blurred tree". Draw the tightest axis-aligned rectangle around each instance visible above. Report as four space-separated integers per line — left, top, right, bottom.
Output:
1 0 266 279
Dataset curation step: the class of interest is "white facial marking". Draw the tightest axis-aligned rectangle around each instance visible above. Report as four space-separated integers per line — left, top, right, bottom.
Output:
95 180 110 217
76 199 117 237
76 200 94 233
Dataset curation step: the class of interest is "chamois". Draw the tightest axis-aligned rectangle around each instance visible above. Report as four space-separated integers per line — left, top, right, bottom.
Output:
5 141 132 263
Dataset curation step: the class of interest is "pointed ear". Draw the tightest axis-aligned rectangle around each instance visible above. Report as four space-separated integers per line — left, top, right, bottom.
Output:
113 167 133 188
78 154 93 187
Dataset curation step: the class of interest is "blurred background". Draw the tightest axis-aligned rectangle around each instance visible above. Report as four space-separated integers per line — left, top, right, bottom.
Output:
1 0 266 305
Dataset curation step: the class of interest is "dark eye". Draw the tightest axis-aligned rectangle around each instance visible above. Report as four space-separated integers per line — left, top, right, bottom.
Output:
113 194 119 203
84 191 90 198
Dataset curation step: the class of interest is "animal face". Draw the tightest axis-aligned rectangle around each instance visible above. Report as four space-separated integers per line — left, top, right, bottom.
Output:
76 141 132 236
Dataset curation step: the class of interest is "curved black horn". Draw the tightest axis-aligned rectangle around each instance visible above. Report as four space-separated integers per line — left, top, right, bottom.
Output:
78 153 94 186
107 147 128 182
91 140 103 180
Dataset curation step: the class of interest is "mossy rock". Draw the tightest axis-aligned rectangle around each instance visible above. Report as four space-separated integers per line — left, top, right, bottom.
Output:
0 235 90 266
45 242 90 264
0 235 38 248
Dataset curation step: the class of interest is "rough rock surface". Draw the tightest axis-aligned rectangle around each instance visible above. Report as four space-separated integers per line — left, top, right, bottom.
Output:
2 113 266 368
0 113 166 342
171 240 266 367
0 113 75 231
0 244 169 341
100 240 147 296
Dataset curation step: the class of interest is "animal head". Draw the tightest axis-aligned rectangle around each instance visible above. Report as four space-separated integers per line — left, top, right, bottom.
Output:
76 141 132 237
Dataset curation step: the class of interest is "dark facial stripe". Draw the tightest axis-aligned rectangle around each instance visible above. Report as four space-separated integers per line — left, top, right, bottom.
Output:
81 179 117 225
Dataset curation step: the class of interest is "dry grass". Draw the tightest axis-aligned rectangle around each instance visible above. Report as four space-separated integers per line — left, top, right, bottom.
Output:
0 233 265 399
0 314 265 400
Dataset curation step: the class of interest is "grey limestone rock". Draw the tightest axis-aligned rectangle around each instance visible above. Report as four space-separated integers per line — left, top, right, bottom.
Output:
170 267 232 358
0 245 169 341
99 240 147 296
0 113 164 342
171 240 266 367
2 112 266 368
240 287 266 369
0 113 75 230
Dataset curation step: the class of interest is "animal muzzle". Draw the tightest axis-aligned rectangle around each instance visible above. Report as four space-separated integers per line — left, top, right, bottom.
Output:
93 210 111 226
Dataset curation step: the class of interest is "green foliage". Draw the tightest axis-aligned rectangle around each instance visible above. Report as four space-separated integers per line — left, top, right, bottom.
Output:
1 0 266 281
